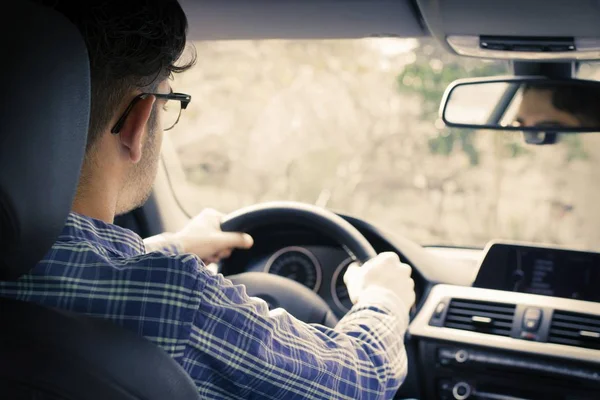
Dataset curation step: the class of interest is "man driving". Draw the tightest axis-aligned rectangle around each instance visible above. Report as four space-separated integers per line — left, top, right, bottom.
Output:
0 1 415 398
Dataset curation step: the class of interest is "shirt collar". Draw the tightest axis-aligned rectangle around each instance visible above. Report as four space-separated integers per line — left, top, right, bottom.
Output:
59 212 145 257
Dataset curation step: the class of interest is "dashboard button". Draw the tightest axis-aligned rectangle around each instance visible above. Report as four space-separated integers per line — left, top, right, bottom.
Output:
438 348 454 366
439 380 452 391
455 350 469 364
522 307 542 332
520 331 537 341
439 348 455 359
452 382 472 400
438 380 453 399
434 301 447 318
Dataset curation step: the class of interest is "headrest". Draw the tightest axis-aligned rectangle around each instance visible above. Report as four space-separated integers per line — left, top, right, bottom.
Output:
0 1 90 280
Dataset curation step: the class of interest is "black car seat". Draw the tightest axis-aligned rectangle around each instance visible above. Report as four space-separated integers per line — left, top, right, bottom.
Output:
0 2 199 399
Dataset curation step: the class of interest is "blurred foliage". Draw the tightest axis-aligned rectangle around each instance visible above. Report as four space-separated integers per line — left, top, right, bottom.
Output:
397 40 508 165
504 140 530 158
562 134 589 162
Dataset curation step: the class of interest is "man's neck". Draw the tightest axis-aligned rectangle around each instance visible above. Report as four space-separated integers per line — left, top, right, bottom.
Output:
72 171 119 224
72 192 117 224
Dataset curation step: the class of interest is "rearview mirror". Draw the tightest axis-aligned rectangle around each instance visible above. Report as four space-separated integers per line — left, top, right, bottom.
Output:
441 77 600 133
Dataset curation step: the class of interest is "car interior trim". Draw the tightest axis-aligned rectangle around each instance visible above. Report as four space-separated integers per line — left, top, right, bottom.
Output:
180 0 425 40
330 257 354 313
409 284 600 365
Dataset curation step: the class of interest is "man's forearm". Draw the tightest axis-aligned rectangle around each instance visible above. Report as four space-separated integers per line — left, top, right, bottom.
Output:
187 269 411 399
332 287 410 395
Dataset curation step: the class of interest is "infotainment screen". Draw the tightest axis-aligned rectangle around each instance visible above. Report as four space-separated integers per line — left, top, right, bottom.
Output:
473 242 600 302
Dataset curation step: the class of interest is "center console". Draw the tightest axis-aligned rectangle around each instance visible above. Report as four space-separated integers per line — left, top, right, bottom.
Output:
420 341 600 399
409 242 600 400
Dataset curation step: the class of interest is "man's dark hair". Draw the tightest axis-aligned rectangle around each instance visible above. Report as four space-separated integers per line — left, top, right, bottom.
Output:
523 81 600 127
37 0 196 150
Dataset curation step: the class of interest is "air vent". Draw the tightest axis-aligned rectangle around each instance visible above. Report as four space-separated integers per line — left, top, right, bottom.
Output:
444 299 516 337
548 310 600 350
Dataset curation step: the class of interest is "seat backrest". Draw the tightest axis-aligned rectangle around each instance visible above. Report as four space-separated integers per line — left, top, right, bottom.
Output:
0 297 201 400
0 2 200 399
0 0 89 280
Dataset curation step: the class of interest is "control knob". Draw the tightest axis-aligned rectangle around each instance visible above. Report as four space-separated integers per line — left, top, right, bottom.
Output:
452 381 472 400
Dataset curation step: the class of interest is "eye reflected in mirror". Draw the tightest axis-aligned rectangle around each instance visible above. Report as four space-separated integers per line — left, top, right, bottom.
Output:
441 77 600 133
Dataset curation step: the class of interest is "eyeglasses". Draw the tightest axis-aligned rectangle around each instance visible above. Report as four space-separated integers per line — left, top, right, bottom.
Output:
111 92 192 134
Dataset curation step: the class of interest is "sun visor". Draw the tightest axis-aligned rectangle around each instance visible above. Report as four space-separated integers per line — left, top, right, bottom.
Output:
180 0 426 40
417 0 600 61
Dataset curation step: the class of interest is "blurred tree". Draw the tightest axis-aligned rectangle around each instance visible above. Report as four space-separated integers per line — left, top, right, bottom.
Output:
397 40 508 165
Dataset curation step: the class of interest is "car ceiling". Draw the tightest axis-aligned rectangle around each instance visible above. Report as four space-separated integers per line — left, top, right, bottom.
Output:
182 0 600 61
418 0 600 53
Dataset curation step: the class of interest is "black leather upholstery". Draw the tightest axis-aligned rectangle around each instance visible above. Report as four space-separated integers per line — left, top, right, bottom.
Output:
0 298 200 400
0 2 200 399
0 1 89 281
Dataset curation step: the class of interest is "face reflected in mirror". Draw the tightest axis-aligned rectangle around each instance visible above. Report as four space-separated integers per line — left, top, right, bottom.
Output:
514 87 580 129
514 84 600 129
443 78 600 133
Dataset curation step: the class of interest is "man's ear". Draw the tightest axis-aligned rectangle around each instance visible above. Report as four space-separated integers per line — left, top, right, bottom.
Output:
118 95 156 164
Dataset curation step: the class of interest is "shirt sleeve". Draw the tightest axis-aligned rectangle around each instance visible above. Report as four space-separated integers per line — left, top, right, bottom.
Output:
181 262 410 400
142 233 183 256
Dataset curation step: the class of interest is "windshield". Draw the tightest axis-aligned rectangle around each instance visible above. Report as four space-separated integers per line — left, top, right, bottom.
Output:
168 38 600 251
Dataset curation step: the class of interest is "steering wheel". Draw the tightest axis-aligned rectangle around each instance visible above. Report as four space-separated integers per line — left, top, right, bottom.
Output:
221 202 377 328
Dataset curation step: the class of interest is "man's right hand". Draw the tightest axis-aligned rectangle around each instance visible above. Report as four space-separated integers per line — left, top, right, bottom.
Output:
343 252 415 310
175 208 254 264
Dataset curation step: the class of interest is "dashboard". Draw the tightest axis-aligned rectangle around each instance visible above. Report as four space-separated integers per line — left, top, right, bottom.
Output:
241 243 355 316
410 241 600 400
263 245 356 313
219 215 600 400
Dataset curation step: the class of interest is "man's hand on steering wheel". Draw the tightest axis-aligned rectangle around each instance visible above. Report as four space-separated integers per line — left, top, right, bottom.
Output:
144 208 254 263
344 252 415 312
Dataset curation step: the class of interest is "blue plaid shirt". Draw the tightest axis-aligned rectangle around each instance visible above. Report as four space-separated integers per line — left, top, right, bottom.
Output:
0 212 409 399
